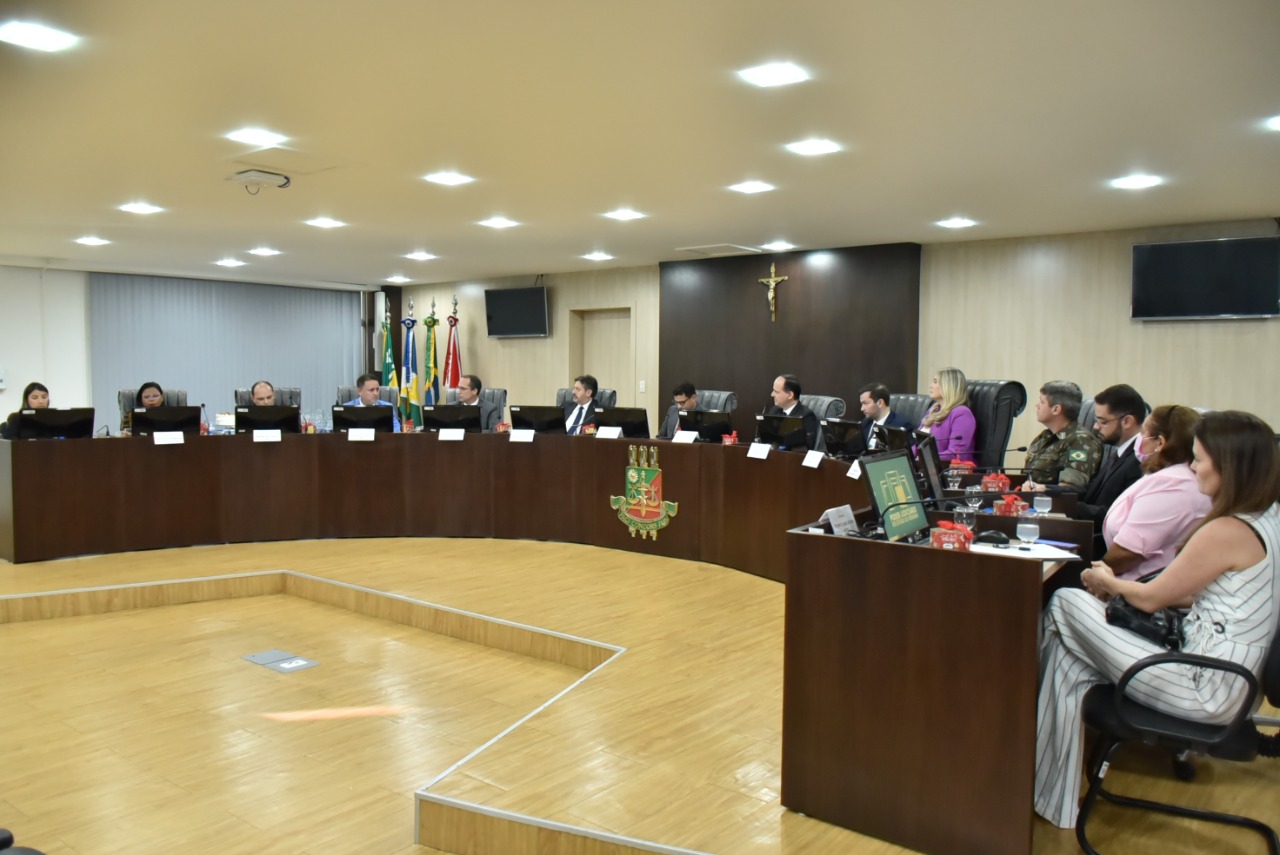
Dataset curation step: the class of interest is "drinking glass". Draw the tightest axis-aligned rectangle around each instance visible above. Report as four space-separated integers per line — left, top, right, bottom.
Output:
945 471 963 491
964 485 983 509
1016 514 1040 548
1033 495 1053 514
954 507 977 529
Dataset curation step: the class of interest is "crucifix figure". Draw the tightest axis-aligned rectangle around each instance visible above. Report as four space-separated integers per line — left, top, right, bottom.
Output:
758 262 788 322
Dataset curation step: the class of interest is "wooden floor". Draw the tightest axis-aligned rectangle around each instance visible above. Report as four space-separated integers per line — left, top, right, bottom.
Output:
1 538 1277 855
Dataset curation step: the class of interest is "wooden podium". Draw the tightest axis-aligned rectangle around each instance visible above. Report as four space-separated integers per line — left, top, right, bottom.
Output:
782 530 1046 855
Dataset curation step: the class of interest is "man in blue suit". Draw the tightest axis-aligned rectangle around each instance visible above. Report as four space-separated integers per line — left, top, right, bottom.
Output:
858 382 912 452
343 372 400 432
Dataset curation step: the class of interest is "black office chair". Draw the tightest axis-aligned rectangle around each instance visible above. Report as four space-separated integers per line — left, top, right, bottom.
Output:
888 392 933 430
335 384 397 405
1076 631 1280 854
555 387 617 408
964 379 1027 470
0 827 47 854
234 387 301 407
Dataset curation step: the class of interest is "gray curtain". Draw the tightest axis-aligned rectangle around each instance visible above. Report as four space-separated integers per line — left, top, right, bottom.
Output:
88 273 361 433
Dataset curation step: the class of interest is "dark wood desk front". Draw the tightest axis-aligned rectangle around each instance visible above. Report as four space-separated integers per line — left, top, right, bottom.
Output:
0 435 868 575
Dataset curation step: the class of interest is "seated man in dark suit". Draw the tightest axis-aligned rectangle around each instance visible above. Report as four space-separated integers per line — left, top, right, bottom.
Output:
1071 383 1146 554
250 380 276 406
858 382 913 452
456 373 500 432
767 374 818 450
563 374 599 435
657 381 698 439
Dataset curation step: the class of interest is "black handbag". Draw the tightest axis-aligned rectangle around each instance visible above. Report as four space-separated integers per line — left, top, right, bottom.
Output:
1105 596 1185 651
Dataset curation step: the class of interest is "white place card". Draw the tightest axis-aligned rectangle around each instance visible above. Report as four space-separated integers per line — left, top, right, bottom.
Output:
509 428 535 443
595 426 623 439
747 442 771 460
672 430 698 444
802 449 824 469
438 428 466 441
846 460 863 479
152 431 184 445
817 504 858 536
347 427 375 442
252 429 282 443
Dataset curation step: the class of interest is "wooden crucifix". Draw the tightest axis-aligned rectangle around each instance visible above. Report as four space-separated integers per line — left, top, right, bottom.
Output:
757 262 788 322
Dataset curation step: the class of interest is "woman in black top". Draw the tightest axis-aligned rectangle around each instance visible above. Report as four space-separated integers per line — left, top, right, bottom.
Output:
0 381 50 440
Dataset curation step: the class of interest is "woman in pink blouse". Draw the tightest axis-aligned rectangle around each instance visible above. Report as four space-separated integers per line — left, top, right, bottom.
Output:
1099 404 1211 580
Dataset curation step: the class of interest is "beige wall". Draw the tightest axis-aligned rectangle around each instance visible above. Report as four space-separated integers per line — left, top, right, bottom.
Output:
402 265 661 429
919 219 1280 453
0 266 91 415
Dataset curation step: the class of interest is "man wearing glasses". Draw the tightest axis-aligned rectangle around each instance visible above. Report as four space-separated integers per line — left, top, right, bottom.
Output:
657 382 699 439
1072 384 1147 552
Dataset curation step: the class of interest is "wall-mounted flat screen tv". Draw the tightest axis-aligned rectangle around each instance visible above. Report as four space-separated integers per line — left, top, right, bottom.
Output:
1132 236 1280 320
485 285 549 337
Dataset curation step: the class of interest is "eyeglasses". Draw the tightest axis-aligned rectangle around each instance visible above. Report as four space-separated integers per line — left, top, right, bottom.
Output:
673 397 690 407
1093 415 1120 427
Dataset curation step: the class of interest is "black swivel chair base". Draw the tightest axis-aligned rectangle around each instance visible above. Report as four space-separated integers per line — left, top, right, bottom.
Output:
0 827 48 854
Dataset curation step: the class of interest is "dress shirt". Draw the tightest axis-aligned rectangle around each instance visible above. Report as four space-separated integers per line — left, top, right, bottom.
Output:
1102 463 1212 580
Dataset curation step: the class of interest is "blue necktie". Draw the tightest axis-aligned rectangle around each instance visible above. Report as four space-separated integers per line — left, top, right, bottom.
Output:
569 405 585 435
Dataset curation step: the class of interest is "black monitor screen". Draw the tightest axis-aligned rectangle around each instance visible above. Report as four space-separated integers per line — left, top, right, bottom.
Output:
861 449 930 542
485 286 550 337
754 413 810 452
1132 236 1280 320
331 405 395 433
421 405 483 433
822 418 865 459
235 406 301 434
131 406 201 436
13 408 95 440
914 432 947 501
509 405 568 434
677 409 732 442
594 407 650 438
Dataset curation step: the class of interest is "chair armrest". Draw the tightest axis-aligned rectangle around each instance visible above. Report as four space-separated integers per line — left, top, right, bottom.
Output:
1114 651 1259 741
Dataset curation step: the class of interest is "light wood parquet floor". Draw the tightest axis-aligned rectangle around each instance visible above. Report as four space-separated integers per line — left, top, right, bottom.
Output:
1 538 1276 855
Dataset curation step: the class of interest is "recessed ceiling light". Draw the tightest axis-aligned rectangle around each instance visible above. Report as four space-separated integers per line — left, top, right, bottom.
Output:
386 275 411 284
785 138 841 156
1263 116 1280 131
478 216 519 229
761 241 794 252
1109 173 1163 190
935 217 977 229
729 181 774 194
603 208 646 221
119 202 163 215
225 127 288 148
582 252 613 261
423 171 475 186
306 217 346 229
404 251 437 261
247 247 281 256
737 61 809 88
74 236 111 246
0 21 79 52
214 258 246 267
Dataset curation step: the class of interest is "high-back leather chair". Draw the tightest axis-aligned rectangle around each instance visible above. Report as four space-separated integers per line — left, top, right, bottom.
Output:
696 389 738 413
963 380 1028 469
117 388 189 430
556 387 617 409
234 387 301 408
798 394 845 421
889 393 933 431
444 386 508 420
335 385 397 405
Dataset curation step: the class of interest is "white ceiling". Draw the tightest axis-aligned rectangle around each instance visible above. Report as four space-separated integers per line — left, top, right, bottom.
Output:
2 0 1279 291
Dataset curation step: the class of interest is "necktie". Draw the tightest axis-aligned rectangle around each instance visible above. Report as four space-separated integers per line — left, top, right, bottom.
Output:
569 405 585 435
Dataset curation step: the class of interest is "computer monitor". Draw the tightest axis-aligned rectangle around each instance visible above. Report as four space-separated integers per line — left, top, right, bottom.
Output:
914 431 948 501
234 405 301 434
131 406 201 436
878 424 915 452
754 413 811 452
509 405 568 434
594 407 650 438
821 418 866 459
677 409 733 442
861 449 930 542
420 404 483 433
331 405 395 433
11 408 95 440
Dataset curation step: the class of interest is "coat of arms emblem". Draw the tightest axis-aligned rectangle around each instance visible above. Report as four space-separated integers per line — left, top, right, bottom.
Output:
608 445 679 539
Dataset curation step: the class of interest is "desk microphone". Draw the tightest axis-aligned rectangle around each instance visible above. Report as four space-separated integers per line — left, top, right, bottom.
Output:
95 424 110 437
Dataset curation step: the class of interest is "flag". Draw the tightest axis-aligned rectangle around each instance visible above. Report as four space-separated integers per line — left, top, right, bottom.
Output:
422 312 440 407
399 317 422 428
442 311 462 391
380 316 399 397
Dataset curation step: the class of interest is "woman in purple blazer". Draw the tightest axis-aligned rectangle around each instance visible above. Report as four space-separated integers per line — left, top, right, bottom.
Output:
918 367 976 462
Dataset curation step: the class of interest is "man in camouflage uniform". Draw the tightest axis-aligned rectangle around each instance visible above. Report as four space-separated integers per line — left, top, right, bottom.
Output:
1022 380 1102 489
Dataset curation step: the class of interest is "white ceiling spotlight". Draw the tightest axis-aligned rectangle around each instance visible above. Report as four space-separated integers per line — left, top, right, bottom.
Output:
119 202 163 215
785 138 841 156
1108 173 1163 190
225 127 288 148
729 181 774 194
305 217 346 229
247 247 281 256
0 21 79 51
737 62 810 88
404 251 437 261
214 258 246 267
385 275 411 283
423 171 475 186
582 251 613 261
75 236 111 246
1266 116 1280 132
935 217 977 229
478 216 519 229
761 241 794 252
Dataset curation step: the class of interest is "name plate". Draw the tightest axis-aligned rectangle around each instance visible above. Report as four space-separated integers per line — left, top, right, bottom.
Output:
438 428 465 442
252 429 282 443
347 428 376 442
747 442 770 460
595 426 623 439
509 429 535 443
672 430 698 444
152 431 184 445
802 449 824 469
847 460 863 480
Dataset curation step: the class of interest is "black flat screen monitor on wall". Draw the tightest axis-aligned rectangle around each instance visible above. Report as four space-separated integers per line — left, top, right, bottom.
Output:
1132 236 1280 320
485 285 549 337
